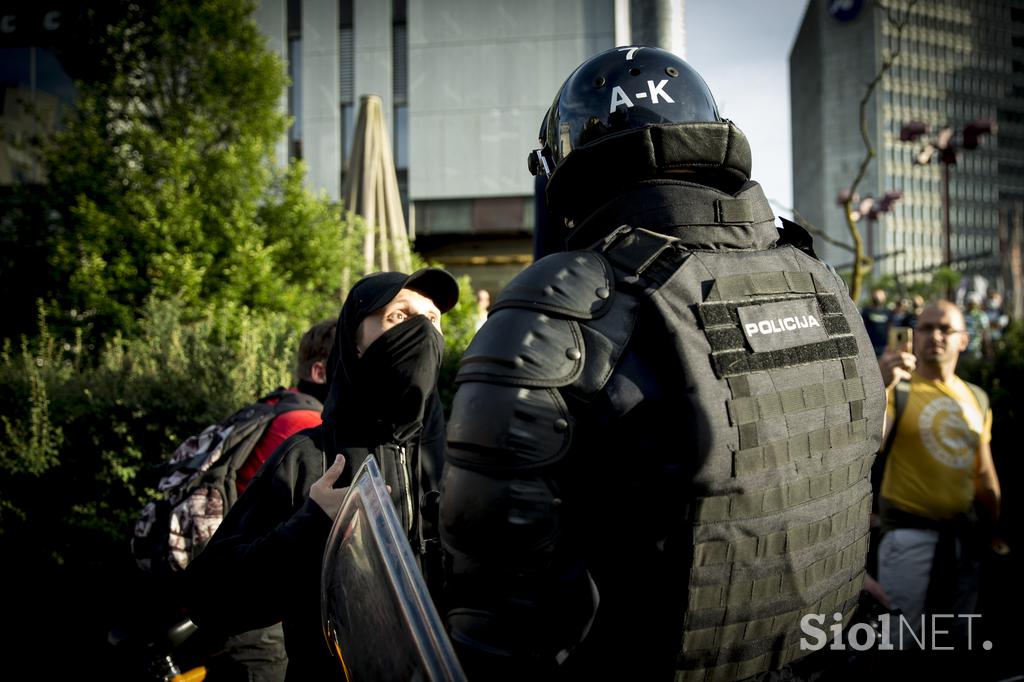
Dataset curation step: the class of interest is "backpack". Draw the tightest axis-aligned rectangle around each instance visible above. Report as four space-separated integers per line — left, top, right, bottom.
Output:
132 388 322 574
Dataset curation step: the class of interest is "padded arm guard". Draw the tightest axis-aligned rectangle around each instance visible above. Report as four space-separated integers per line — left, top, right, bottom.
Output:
440 251 638 671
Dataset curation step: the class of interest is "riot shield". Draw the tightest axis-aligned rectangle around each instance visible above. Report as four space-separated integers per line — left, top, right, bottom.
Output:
321 456 466 681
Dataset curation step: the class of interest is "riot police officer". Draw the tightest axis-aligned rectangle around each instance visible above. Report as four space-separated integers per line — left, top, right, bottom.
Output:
439 46 886 681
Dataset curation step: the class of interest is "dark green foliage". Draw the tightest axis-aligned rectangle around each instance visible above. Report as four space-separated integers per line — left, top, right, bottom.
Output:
0 300 296 562
866 267 962 304
8 0 356 344
959 320 1024 451
438 275 481 414
0 300 301 675
958 320 1024 565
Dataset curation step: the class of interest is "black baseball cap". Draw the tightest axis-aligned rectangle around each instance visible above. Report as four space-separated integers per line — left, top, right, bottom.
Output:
350 268 460 316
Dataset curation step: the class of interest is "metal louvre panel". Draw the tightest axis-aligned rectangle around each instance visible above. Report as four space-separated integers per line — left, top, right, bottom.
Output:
392 24 407 102
339 27 354 103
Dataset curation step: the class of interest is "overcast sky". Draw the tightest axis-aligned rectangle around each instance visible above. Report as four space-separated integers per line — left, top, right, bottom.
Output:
685 0 811 218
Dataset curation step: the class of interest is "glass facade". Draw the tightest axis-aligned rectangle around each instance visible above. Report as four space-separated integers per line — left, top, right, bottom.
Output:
392 0 408 219
877 0 1017 280
287 0 302 160
791 0 1021 284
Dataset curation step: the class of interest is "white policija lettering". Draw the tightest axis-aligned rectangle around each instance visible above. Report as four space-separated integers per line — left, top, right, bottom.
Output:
609 80 676 113
744 315 821 336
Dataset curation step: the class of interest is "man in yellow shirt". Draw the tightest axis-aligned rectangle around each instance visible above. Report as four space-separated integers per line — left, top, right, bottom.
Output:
876 300 1001 635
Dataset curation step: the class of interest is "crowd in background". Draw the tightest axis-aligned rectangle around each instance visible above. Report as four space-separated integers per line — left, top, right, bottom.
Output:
860 284 1011 361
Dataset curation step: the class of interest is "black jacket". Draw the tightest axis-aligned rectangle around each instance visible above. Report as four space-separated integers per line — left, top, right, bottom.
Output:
185 426 336 681
185 385 448 681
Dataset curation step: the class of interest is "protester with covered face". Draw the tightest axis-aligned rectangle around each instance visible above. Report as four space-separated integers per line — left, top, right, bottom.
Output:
184 268 459 681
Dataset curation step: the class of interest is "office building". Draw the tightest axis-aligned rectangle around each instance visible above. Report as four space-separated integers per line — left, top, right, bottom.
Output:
255 0 685 292
790 0 1023 285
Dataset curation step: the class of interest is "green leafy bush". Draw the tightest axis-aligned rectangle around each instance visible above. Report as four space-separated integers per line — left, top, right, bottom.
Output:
0 301 300 565
0 298 315 673
959 319 1024 445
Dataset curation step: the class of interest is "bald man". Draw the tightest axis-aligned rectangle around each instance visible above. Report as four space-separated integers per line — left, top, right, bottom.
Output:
876 300 1001 640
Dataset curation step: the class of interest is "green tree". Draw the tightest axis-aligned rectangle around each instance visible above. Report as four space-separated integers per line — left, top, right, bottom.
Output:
28 0 355 342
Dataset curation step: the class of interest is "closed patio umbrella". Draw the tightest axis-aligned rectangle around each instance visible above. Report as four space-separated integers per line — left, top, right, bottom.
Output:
341 94 412 283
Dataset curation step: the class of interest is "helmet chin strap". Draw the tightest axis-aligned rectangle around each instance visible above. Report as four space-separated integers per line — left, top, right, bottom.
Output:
544 120 753 224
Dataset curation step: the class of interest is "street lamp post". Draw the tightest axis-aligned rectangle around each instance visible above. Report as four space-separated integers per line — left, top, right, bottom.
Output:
899 119 992 274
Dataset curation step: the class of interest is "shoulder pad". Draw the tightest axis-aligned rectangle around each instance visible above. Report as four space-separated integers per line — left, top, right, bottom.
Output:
447 383 571 471
457 308 583 388
571 289 641 397
490 251 614 320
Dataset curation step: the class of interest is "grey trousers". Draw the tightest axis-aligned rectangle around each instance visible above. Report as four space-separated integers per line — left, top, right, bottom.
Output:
877 527 980 643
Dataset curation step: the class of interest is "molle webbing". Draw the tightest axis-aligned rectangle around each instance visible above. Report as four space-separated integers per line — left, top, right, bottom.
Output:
688 534 869 611
589 223 879 682
726 377 865 426
690 453 873 522
705 271 818 301
678 263 873 681
674 580 862 682
732 419 868 478
694 492 872 567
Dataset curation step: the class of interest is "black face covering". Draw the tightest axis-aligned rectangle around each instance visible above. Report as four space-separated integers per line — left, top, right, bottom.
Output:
350 315 445 444
321 305 444 461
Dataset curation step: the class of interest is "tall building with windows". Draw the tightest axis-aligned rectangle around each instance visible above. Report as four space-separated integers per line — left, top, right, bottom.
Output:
256 0 686 293
790 0 1022 285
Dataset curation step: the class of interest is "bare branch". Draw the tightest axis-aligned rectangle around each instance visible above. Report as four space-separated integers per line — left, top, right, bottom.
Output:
847 0 917 198
843 0 918 302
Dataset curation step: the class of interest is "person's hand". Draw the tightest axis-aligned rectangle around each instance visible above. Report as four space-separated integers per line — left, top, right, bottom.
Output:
310 454 348 521
878 346 915 389
862 574 892 610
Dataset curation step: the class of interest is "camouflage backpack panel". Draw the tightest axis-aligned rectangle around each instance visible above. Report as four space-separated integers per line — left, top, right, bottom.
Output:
132 402 281 573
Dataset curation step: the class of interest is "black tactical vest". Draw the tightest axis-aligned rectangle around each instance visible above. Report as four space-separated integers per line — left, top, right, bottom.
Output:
446 180 886 681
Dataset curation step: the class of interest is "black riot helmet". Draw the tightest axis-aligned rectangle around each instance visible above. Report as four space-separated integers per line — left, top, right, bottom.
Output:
529 46 752 225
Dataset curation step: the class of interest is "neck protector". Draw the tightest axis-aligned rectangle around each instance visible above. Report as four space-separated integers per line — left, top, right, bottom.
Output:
546 121 752 225
566 179 778 252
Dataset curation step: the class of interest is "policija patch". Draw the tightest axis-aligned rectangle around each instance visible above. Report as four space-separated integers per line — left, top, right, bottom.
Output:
737 298 828 353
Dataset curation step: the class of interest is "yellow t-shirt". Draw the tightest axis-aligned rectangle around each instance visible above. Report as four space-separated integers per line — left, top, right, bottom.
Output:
880 372 992 520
